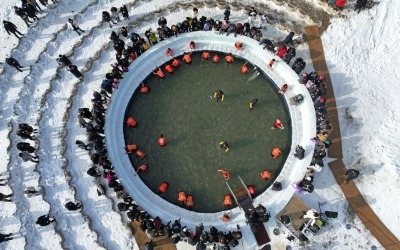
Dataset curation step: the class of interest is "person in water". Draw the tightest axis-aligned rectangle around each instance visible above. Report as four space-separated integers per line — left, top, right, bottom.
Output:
225 53 234 63
219 141 229 152
172 58 181 67
158 134 167 146
212 54 220 63
214 90 224 101
153 67 165 78
202 51 210 60
183 52 192 64
218 169 231 180
273 119 284 129
271 147 282 158
241 63 248 74
140 82 150 94
126 117 137 127
249 98 259 110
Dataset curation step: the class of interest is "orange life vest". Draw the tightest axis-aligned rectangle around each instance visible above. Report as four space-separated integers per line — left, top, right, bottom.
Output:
155 68 165 78
126 117 137 127
225 55 233 63
140 84 149 94
172 58 181 67
202 51 210 60
222 214 230 221
165 64 174 73
185 195 194 207
223 195 232 206
260 170 272 180
241 65 248 74
158 137 167 146
212 54 220 63
235 42 243 50
178 192 187 202
274 120 283 128
247 185 256 195
271 148 281 158
183 53 192 63
158 182 169 193
137 164 148 173
218 169 231 180
126 144 138 153
136 149 145 158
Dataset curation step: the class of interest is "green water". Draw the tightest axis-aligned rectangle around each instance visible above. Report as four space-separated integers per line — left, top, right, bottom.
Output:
124 52 291 213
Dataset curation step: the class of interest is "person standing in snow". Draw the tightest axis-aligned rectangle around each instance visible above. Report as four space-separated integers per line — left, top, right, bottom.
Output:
27 0 42 13
23 3 39 21
57 54 71 66
224 7 231 20
36 214 56 226
344 169 360 184
120 5 129 20
0 192 12 202
67 64 83 79
283 32 295 46
18 152 39 163
0 232 15 243
292 57 306 74
76 140 91 150
354 0 367 13
67 18 85 36
283 47 296 64
102 11 113 28
110 7 120 23
3 21 23 39
65 201 82 211
17 142 36 153
24 186 41 197
248 7 258 25
6 57 25 72
14 6 33 27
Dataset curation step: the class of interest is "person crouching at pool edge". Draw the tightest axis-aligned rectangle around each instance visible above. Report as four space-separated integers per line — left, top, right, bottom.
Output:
220 141 229 152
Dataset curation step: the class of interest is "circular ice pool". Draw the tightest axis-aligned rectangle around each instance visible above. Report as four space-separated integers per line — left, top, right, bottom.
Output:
124 52 291 212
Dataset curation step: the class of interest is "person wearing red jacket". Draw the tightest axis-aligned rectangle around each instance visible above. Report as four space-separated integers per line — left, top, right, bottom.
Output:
335 0 347 10
276 45 288 58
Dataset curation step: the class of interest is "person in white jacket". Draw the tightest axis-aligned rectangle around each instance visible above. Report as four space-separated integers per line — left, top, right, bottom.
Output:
67 18 84 36
303 209 320 226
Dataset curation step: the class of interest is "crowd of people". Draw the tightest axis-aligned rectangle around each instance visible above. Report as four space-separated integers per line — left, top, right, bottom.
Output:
0 2 364 247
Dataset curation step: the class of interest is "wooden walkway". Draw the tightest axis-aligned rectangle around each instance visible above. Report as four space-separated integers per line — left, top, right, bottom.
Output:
129 221 176 250
277 196 310 238
304 25 400 250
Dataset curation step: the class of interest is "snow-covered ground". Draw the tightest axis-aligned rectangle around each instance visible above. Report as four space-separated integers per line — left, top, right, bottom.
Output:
0 0 397 249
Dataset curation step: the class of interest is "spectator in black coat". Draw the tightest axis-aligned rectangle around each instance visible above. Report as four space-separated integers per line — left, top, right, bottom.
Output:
3 21 23 39
14 6 33 27
36 214 56 226
6 57 24 72
67 64 83 79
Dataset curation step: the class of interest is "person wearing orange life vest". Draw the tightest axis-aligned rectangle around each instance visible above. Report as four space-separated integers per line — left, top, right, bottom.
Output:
225 53 234 63
271 147 282 158
268 59 276 69
158 134 167 147
185 195 194 208
165 64 174 74
273 119 284 129
223 194 232 206
153 67 165 78
260 170 272 180
136 149 145 159
134 164 148 176
241 63 249 74
158 182 169 194
189 41 196 50
126 116 137 127
278 84 288 94
221 213 230 222
172 58 181 67
202 51 210 60
218 169 231 180
125 144 138 154
140 82 150 94
166 48 173 58
247 185 256 196
235 42 244 51
212 54 220 63
177 191 187 204
183 52 192 64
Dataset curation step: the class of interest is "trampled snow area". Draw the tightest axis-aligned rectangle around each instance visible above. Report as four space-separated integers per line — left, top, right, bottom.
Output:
0 0 397 249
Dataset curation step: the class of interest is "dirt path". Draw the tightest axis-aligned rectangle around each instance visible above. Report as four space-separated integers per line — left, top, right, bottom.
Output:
305 25 400 250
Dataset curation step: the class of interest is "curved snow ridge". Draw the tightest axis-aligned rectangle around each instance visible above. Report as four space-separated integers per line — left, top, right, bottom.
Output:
14 0 109 120
6 120 64 250
106 31 315 239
